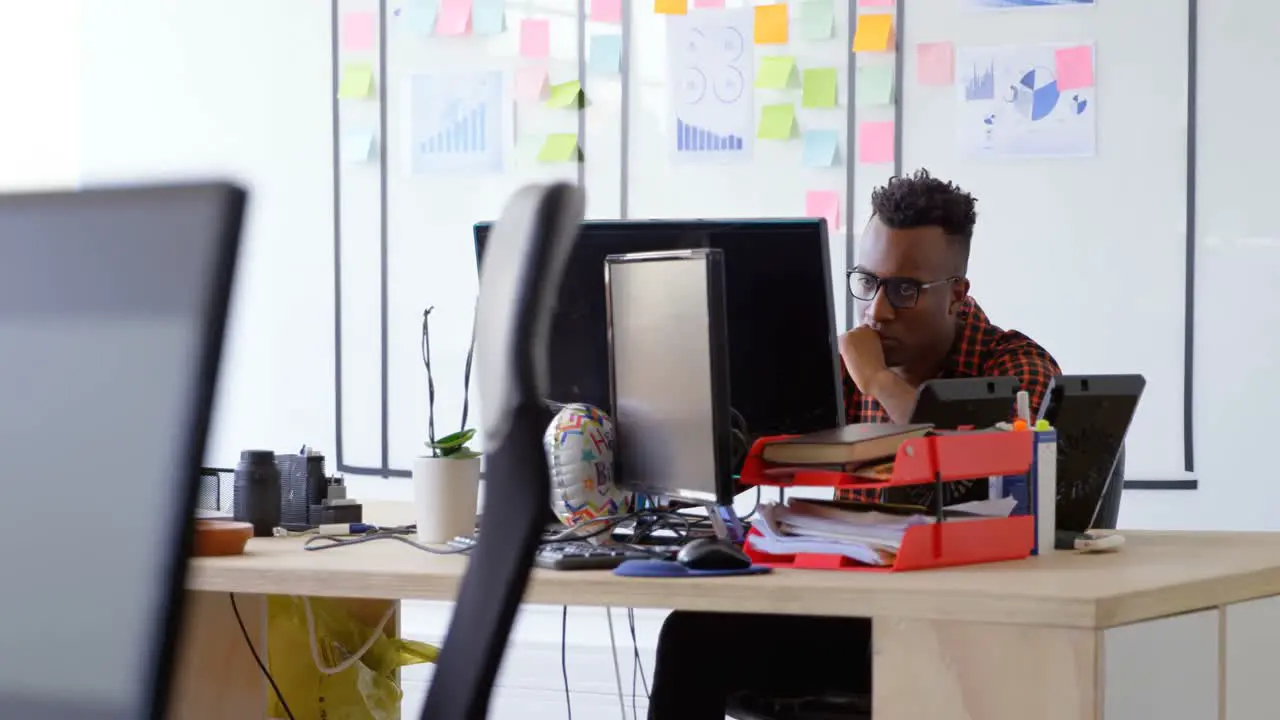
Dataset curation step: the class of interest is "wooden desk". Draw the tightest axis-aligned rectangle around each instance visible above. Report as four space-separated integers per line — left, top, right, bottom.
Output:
175 526 1280 720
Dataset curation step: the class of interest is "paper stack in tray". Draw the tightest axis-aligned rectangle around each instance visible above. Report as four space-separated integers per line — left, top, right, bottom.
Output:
750 497 1017 567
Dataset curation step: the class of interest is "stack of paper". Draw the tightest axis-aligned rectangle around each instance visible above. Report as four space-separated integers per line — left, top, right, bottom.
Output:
749 497 1016 566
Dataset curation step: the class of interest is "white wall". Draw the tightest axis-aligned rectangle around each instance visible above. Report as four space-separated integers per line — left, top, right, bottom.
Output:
0 1 79 190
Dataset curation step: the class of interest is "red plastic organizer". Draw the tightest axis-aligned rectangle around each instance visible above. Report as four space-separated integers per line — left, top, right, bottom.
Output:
741 430 1036 572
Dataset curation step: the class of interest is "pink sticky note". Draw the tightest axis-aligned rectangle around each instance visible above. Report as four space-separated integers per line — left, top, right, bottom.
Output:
514 66 549 102
438 0 472 35
1055 45 1094 91
520 19 551 58
342 12 377 51
858 121 894 164
858 0 894 6
695 0 726 7
591 0 623 22
806 191 841 231
916 42 954 86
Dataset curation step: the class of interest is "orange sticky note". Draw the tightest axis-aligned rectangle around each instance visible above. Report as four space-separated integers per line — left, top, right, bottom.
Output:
916 42 954 85
438 0 472 35
591 0 623 22
1054 45 1094 90
806 190 840 231
656 0 687 15
520 18 550 57
754 4 789 45
342 12 377 51
852 13 892 52
858 120 894 164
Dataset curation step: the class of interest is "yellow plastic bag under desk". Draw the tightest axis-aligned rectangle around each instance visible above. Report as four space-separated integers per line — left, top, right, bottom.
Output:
267 595 438 720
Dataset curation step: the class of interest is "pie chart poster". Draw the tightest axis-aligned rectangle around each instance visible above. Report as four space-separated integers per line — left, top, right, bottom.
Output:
957 44 1097 158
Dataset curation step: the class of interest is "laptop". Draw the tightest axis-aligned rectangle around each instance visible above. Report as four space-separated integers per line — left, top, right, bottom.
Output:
0 183 245 719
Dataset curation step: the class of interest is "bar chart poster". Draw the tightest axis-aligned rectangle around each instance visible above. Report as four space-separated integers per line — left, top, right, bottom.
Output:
408 71 505 174
667 9 754 165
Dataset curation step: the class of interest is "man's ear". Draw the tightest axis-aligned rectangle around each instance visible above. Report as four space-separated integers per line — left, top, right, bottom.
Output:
949 278 970 315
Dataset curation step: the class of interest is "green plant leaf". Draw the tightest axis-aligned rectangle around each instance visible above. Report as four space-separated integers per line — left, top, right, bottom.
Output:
429 428 476 450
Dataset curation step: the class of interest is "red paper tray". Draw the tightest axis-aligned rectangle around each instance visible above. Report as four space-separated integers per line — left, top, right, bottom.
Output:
740 430 1037 572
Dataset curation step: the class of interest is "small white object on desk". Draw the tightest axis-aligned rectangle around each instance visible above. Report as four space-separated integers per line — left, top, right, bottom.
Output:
412 455 481 543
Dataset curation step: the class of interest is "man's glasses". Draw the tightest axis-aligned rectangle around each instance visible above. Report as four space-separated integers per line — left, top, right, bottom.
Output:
847 270 959 310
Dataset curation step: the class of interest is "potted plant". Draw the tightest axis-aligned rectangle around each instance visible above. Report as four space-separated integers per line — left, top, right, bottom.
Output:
413 306 482 543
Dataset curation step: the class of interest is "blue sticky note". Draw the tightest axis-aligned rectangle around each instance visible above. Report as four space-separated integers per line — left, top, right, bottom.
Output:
589 34 623 75
407 0 439 33
802 129 839 167
473 0 505 35
342 131 376 164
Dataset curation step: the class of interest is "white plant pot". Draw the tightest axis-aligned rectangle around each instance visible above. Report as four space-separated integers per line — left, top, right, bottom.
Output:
412 455 482 544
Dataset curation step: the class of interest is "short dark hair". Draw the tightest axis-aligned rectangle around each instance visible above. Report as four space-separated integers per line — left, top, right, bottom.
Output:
870 168 977 269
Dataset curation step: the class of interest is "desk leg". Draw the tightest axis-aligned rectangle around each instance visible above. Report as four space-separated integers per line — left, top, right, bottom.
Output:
872 617 1098 720
167 592 401 720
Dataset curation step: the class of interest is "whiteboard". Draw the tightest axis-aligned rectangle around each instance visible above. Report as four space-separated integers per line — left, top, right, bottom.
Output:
336 0 1194 483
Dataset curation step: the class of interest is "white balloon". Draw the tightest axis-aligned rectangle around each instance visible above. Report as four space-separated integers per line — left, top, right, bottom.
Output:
543 403 631 528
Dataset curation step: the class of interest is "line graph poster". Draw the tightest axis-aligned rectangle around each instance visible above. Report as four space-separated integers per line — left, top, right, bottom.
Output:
408 71 504 174
666 9 754 165
956 44 1096 158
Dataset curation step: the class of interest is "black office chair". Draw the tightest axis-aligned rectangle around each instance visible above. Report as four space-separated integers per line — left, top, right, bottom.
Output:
725 446 1126 720
419 183 584 720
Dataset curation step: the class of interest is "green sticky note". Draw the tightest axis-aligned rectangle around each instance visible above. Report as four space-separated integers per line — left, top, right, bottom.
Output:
800 0 834 40
545 80 583 108
756 56 795 89
757 103 795 140
537 133 580 162
855 65 894 107
337 63 374 99
802 68 838 108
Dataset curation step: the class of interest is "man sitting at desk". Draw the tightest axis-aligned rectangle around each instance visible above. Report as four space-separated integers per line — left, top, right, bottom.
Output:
647 169 1061 719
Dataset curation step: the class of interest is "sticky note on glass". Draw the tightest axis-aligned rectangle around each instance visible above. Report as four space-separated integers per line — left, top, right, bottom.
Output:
589 34 623 74
407 0 439 33
802 130 839 167
754 4 788 45
337 63 375 99
343 131 376 164
520 18 550 58
800 0 833 40
858 0 893 6
656 0 687 15
757 103 795 140
342 12 377 51
858 120 894 164
916 42 954 86
805 190 840 231
472 0 505 35
546 80 583 108
695 0 726 7
514 66 549 102
591 0 623 23
537 133 580 162
437 0 472 35
855 65 893 107
756 56 795 89
802 68 838 108
1054 45 1094 90
852 13 893 53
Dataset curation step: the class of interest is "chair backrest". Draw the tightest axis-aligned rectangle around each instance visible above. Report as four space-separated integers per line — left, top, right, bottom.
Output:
420 183 583 720
1090 444 1125 530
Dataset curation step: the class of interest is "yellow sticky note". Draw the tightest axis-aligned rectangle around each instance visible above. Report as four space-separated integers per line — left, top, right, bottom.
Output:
756 56 796 89
545 80 582 108
655 0 687 14
852 13 893 53
537 133 580 162
802 67 838 108
337 63 375 99
754 4 789 45
757 103 795 140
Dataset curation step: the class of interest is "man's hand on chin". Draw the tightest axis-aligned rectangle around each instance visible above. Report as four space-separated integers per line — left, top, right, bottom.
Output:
839 326 890 395
839 326 918 423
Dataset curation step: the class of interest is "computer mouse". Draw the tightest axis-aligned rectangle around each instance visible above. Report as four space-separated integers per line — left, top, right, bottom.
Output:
676 537 753 571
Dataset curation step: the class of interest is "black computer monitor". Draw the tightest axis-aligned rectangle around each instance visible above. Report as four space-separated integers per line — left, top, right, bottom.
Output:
473 219 844 450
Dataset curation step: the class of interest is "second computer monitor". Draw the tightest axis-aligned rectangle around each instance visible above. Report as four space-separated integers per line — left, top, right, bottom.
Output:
473 219 843 445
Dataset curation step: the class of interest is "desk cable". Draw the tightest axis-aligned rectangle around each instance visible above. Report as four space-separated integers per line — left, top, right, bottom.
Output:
604 608 628 720
561 606 573 720
229 593 296 720
627 608 650 718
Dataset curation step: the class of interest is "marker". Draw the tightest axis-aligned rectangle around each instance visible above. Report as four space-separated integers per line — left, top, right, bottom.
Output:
1015 390 1031 425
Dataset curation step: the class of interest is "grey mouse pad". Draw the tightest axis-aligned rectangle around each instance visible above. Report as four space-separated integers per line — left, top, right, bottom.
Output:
612 559 772 577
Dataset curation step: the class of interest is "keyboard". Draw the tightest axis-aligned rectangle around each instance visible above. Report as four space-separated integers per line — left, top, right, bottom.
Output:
447 535 681 571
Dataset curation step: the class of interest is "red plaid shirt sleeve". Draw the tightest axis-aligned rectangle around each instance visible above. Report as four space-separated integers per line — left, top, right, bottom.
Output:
981 333 1062 418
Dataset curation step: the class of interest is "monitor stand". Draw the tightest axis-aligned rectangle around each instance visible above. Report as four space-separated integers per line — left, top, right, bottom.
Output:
707 502 746 544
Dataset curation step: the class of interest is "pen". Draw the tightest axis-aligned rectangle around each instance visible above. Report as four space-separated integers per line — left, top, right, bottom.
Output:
1015 390 1031 425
